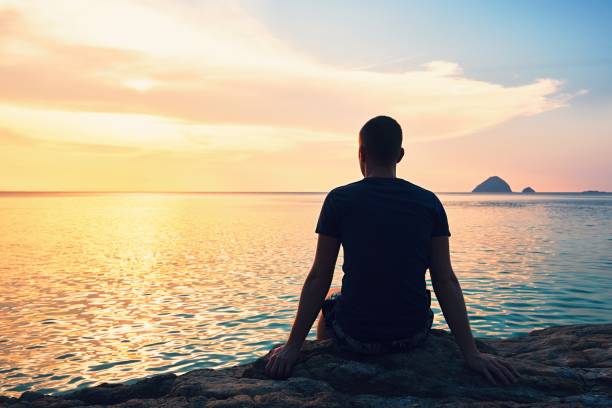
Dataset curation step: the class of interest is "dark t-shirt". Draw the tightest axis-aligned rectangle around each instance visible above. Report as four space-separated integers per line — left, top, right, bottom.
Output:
315 177 451 342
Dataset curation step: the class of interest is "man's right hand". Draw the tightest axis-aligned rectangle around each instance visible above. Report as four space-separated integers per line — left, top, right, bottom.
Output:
464 351 520 385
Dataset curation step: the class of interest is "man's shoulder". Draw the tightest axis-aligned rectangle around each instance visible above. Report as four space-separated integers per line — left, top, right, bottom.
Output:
400 180 439 202
329 178 438 199
329 180 366 195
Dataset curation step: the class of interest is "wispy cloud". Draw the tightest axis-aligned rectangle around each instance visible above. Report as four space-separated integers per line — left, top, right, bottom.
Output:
0 0 577 154
0 127 142 155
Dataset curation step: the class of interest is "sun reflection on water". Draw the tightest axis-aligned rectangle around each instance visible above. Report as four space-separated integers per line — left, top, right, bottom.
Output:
0 192 610 396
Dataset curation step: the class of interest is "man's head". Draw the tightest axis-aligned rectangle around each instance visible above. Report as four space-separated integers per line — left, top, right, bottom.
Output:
358 115 404 176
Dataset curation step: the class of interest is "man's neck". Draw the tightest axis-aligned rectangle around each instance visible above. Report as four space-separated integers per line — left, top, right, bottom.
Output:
365 166 397 178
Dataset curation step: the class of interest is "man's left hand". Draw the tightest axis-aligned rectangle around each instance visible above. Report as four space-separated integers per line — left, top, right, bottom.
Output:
264 343 300 379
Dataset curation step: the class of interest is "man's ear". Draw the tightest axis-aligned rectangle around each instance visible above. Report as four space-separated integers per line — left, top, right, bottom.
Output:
358 145 365 161
397 147 405 164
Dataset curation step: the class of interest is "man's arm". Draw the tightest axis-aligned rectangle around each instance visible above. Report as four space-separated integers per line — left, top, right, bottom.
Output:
429 236 519 385
265 234 340 379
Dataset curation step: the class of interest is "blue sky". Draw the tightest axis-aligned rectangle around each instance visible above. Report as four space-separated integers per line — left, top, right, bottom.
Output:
249 0 611 94
243 0 612 191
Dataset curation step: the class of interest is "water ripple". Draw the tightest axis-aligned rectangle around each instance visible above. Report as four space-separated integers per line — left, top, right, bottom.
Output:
0 192 610 396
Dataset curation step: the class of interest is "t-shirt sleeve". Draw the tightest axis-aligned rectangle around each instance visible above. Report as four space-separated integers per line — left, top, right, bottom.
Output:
431 194 451 237
315 191 341 238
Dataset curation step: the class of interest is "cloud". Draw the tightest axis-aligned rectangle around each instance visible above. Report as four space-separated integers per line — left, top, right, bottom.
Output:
0 127 142 155
0 128 36 146
0 0 576 152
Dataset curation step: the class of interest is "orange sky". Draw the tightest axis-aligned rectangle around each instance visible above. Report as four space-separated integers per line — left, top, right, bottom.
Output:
0 0 609 192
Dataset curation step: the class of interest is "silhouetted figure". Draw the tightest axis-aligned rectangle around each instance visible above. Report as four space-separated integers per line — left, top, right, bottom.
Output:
265 116 519 385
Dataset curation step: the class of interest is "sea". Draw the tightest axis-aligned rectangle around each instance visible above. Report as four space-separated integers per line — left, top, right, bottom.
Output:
0 192 610 396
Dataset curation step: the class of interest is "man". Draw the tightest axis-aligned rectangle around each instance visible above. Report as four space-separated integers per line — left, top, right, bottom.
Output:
265 116 518 385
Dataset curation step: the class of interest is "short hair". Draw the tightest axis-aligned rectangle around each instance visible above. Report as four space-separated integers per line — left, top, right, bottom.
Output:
359 116 403 165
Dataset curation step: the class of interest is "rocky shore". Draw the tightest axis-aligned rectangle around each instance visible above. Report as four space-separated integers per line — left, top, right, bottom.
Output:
1 324 610 407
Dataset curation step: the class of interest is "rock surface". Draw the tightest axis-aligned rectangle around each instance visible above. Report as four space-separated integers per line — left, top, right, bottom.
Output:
1 324 611 407
472 176 512 193
522 187 536 193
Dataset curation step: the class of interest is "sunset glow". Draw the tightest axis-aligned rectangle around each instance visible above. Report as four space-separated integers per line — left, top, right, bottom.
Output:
0 1 611 398
1 0 610 191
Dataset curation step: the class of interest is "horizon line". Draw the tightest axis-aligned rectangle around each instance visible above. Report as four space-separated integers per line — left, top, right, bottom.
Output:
0 190 609 195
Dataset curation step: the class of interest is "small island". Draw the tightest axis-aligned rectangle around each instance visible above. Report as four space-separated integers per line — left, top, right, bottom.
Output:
522 187 536 193
472 176 512 193
581 190 608 195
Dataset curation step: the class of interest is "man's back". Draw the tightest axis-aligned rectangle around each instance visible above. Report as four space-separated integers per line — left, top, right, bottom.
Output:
265 116 519 385
316 177 450 341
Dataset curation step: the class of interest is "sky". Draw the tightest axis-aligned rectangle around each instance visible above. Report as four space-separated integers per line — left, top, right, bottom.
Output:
0 0 610 192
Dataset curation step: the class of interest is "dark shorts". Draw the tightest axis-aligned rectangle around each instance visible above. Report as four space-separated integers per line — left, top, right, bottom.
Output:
321 290 434 354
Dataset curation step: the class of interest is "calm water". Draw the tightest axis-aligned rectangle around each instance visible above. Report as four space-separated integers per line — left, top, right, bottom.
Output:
0 192 610 396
